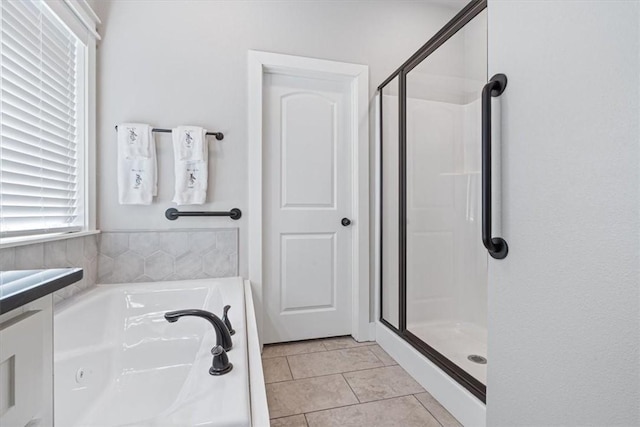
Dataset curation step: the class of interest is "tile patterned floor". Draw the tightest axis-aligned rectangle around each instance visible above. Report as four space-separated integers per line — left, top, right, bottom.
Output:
262 337 463 427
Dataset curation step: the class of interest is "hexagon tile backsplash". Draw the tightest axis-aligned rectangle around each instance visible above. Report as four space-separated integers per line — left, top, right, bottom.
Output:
97 229 238 284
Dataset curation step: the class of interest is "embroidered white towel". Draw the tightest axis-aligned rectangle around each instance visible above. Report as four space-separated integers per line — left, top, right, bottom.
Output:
117 124 157 205
118 123 151 159
175 126 206 161
172 126 208 205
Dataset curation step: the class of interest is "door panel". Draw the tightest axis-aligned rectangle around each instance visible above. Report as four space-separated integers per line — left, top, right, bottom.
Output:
281 94 336 208
264 72 352 343
281 233 336 312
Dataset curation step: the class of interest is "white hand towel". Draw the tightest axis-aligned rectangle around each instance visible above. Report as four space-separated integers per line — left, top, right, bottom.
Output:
172 127 208 205
117 124 157 205
118 123 151 159
175 126 206 161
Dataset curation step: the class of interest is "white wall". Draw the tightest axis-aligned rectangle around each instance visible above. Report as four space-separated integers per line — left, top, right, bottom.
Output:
94 0 460 301
488 1 640 425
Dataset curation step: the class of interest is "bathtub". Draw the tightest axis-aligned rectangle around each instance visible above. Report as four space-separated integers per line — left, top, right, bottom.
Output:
54 277 268 426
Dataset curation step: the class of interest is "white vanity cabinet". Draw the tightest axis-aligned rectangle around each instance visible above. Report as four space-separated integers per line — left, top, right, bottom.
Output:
0 295 54 427
0 267 81 427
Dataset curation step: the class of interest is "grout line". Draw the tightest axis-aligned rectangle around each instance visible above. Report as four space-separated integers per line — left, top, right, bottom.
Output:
342 363 398 377
284 355 293 381
269 370 426 410
322 341 378 352
262 357 291 385
264 337 332 347
284 358 391 382
294 345 379 358
341 373 361 403
268 389 425 421
265 377 295 385
369 343 398 362
284 347 384 380
264 336 375 358
302 394 421 418
412 393 445 427
262 343 329 359
269 414 310 426
368 345 386 365
355 390 427 405
267 372 344 384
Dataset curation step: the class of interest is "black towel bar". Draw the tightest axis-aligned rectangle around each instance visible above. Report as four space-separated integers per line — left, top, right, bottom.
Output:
114 125 224 141
165 208 241 221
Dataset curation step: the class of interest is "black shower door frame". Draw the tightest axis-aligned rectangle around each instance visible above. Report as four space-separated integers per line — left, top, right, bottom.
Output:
378 0 488 403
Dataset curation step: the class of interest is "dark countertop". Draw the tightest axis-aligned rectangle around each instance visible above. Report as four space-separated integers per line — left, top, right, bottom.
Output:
0 268 83 315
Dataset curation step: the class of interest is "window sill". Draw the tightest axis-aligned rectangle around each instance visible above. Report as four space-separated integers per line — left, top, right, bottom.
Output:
0 230 101 250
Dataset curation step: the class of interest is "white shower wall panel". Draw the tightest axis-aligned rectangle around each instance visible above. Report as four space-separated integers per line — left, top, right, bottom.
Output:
405 97 487 330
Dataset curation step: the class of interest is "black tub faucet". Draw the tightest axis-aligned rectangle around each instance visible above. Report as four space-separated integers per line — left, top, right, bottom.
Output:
222 305 235 336
164 309 233 352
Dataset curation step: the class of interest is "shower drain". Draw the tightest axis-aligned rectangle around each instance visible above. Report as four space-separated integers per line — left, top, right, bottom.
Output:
467 354 487 364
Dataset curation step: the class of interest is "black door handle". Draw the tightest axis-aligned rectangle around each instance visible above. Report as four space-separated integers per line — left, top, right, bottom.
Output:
341 218 351 227
481 74 509 260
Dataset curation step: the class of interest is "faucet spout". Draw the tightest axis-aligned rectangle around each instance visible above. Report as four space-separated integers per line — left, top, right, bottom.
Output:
164 309 233 352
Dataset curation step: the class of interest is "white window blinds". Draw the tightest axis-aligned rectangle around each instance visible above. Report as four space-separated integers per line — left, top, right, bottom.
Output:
0 0 82 237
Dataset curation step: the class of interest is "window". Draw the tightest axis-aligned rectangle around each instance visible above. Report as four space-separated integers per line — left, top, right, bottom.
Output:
0 0 95 239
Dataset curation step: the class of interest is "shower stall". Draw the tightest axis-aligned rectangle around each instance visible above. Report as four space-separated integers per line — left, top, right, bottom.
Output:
377 0 505 402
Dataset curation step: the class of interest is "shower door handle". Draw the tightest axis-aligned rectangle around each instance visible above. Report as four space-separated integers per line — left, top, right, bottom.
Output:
481 74 509 260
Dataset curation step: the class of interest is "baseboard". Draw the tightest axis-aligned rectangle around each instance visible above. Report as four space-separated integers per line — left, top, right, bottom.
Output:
375 321 486 427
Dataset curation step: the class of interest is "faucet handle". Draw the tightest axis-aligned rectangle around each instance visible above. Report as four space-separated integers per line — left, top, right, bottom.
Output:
209 345 233 376
222 305 235 336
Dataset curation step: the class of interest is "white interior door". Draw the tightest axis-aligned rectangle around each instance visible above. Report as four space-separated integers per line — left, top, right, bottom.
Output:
263 72 353 344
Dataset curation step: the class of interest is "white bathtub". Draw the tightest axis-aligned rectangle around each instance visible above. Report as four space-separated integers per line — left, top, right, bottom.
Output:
54 277 268 426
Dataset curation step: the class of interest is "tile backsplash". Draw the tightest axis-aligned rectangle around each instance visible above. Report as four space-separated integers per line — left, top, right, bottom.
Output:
0 228 239 306
97 229 238 284
0 234 99 304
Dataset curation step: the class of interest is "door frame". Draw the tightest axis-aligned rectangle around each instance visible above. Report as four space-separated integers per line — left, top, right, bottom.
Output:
248 50 370 344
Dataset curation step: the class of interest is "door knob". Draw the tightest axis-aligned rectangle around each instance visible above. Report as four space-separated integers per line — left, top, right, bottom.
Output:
341 218 352 227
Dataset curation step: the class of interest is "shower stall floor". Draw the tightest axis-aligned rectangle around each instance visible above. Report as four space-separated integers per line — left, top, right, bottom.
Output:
407 320 487 384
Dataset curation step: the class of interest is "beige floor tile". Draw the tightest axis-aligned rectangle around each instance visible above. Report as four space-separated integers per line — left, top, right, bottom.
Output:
263 340 327 358
414 392 463 427
369 344 397 366
266 374 358 419
262 356 293 383
305 395 440 427
287 347 383 379
343 365 425 402
321 336 376 351
270 414 308 427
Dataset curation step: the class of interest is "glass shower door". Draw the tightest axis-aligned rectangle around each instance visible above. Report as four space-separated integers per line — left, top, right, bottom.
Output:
380 76 400 329
403 8 488 393
378 1 492 401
